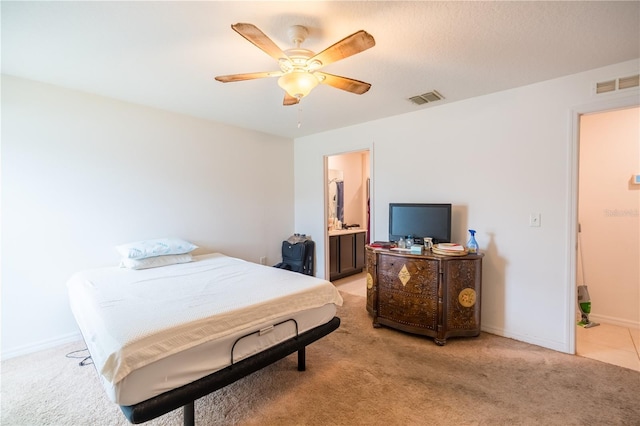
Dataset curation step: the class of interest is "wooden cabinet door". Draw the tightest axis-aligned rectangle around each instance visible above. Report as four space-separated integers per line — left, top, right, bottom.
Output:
329 236 338 278
354 232 366 269
338 233 355 274
442 258 482 335
365 247 377 315
376 254 439 332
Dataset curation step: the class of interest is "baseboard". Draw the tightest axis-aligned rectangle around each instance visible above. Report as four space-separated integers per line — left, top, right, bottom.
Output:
587 314 640 330
1 331 82 361
481 324 569 353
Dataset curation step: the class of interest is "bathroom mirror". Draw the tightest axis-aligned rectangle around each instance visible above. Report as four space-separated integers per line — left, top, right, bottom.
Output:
328 169 344 226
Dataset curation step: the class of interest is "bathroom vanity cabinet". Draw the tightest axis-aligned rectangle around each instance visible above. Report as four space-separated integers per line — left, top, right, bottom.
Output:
365 246 483 345
329 230 367 281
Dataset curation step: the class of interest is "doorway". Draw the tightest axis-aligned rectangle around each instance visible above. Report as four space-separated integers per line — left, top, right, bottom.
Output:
573 104 639 371
324 149 371 281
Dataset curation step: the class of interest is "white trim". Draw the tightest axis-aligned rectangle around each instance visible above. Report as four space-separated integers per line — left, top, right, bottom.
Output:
2 331 82 360
323 146 375 280
565 108 580 355
481 325 568 353
323 155 330 280
369 142 375 243
588 314 640 330
567 91 640 355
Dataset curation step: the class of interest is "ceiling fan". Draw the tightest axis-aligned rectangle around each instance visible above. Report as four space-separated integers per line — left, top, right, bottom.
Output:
215 23 375 106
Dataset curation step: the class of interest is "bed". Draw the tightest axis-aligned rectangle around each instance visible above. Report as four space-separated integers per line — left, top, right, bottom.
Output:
67 252 343 425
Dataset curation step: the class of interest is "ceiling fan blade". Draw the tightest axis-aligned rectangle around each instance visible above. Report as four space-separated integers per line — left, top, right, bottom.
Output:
315 72 371 95
231 23 289 61
309 30 375 68
215 71 282 83
283 93 300 106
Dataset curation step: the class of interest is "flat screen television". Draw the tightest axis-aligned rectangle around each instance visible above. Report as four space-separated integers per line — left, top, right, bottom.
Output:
389 203 452 244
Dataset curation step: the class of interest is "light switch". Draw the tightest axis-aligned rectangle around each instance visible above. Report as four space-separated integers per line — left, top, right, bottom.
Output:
529 213 541 227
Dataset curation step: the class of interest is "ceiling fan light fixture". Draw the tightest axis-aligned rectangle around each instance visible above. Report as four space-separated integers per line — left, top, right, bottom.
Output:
216 23 375 106
307 59 323 71
279 58 293 73
278 71 319 99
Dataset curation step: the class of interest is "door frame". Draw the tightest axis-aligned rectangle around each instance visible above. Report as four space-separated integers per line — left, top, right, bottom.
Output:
567 93 639 354
323 148 373 281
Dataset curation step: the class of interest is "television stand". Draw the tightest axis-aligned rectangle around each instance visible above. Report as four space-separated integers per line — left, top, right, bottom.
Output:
365 246 483 345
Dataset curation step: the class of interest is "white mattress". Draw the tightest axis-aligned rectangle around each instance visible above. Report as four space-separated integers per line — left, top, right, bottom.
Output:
67 253 343 405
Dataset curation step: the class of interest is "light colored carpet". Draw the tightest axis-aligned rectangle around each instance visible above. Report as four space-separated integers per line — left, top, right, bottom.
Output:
2 292 639 425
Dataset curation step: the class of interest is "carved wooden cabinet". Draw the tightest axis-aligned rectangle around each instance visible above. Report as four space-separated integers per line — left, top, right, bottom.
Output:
366 246 483 345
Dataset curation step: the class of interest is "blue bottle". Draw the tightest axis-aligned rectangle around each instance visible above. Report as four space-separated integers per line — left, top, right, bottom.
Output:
467 229 479 254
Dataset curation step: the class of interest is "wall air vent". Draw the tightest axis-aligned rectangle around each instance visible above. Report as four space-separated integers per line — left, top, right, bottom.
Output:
596 80 616 94
618 74 640 90
409 90 444 105
595 74 639 94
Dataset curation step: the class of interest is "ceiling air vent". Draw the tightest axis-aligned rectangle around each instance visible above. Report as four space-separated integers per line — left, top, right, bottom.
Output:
409 90 444 105
595 74 639 94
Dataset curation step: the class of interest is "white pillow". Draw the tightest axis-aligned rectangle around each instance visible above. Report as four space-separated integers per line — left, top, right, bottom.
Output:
120 253 193 270
116 237 198 260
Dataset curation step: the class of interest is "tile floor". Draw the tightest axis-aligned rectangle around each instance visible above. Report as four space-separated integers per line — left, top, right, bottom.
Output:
333 272 640 372
333 271 367 298
576 322 640 372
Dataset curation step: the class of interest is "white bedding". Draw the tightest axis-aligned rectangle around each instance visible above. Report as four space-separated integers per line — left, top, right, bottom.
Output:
67 253 343 390
104 304 336 405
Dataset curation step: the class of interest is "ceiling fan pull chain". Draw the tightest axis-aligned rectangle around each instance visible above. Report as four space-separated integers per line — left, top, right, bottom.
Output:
297 105 303 128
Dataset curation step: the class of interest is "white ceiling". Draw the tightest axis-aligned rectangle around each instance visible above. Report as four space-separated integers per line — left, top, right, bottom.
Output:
2 1 639 139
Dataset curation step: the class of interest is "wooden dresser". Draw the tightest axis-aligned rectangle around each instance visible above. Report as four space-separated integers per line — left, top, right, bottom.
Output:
365 246 483 345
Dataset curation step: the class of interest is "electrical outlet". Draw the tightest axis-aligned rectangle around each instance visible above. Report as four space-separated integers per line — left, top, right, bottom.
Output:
529 213 541 227
260 256 267 265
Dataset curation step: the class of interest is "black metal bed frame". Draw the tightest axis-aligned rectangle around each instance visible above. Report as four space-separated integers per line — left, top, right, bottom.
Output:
119 316 340 426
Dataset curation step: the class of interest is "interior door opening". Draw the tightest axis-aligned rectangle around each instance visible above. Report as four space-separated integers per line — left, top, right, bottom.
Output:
324 150 371 281
573 103 639 371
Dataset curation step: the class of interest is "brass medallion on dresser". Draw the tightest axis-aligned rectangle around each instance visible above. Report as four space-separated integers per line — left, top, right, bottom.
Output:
366 246 483 345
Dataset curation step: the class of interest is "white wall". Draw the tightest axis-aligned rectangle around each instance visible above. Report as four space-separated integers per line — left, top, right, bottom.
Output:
579 107 639 327
294 59 640 353
1 75 295 358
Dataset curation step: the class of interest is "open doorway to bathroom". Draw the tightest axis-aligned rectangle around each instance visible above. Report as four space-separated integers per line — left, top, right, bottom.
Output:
575 105 639 371
324 150 370 285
